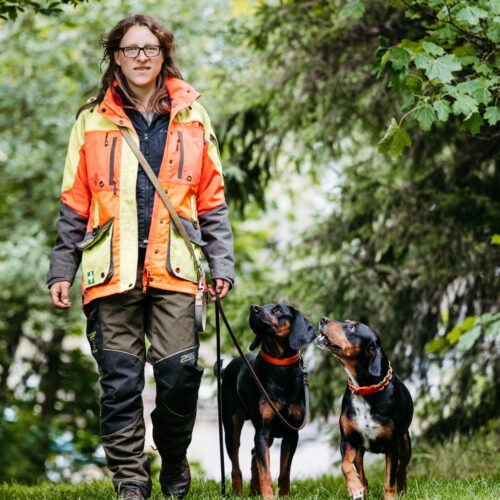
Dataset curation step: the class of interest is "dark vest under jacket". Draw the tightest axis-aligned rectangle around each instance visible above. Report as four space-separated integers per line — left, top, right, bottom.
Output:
117 87 171 248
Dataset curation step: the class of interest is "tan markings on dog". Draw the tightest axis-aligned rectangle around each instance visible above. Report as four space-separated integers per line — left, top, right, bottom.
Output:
256 451 273 499
276 319 291 337
354 448 369 496
324 322 362 359
341 442 366 498
340 414 357 437
384 454 396 500
268 314 291 337
289 403 304 423
342 358 359 381
228 410 246 495
260 400 283 422
378 422 395 441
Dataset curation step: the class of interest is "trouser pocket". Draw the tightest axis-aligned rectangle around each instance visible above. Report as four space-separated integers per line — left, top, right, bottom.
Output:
154 346 204 416
85 302 103 366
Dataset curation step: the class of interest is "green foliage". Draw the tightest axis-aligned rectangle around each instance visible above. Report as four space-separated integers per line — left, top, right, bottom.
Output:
377 117 412 156
0 0 93 20
426 312 500 353
339 0 366 19
375 0 499 155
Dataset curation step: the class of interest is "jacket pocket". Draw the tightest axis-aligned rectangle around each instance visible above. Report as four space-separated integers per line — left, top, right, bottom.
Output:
166 218 204 284
77 218 115 289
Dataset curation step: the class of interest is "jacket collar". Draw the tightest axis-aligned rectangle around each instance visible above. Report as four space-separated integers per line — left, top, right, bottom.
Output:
97 77 200 127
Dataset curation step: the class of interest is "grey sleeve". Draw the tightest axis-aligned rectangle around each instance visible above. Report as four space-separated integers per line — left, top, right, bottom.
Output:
198 203 235 285
46 202 87 287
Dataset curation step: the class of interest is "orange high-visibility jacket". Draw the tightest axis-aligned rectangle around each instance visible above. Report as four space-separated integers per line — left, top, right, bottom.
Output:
47 78 234 305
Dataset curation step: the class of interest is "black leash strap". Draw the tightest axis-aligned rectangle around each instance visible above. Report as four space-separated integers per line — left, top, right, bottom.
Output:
214 293 310 433
215 297 226 496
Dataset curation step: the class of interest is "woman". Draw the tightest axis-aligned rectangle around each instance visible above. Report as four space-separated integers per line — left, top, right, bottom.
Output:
47 14 234 500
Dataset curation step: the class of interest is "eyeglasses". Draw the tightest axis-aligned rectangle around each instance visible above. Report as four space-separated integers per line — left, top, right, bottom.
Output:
117 46 162 58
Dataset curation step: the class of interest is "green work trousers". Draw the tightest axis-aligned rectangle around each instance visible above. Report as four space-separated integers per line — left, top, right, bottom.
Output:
85 257 203 498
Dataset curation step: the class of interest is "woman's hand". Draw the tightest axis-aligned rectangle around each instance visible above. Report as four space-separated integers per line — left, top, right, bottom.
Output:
49 281 73 309
208 278 231 301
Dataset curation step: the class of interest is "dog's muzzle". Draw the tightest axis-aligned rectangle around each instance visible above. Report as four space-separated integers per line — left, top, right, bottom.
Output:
315 333 342 352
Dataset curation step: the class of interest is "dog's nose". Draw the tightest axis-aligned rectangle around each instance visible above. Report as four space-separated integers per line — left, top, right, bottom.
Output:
320 316 330 326
250 304 260 313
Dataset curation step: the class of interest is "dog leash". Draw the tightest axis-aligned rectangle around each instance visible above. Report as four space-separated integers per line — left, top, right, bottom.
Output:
215 292 226 496
214 292 310 432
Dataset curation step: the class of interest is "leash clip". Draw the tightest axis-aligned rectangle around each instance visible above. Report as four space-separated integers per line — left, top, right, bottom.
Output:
300 357 309 386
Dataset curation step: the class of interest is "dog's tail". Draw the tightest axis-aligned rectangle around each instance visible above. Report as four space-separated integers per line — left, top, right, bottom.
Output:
213 359 225 379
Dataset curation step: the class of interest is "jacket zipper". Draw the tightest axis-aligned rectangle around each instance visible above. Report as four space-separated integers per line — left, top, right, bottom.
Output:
177 130 184 179
109 137 117 193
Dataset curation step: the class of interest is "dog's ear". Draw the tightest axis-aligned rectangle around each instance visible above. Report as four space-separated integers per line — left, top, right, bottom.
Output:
368 344 383 377
249 336 261 351
289 309 317 350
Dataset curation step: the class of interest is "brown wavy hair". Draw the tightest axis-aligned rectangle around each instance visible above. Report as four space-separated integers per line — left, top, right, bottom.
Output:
77 14 183 117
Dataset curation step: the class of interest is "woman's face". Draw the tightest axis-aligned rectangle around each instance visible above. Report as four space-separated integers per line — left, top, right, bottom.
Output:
114 25 164 94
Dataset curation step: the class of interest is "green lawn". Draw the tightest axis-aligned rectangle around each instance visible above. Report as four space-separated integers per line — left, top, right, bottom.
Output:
0 475 499 499
2 429 499 499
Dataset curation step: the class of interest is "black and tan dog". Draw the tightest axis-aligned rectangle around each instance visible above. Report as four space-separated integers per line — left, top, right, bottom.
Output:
221 304 316 499
316 318 413 500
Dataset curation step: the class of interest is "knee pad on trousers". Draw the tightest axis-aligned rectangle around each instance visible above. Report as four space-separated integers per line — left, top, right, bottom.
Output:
154 346 204 416
100 350 145 436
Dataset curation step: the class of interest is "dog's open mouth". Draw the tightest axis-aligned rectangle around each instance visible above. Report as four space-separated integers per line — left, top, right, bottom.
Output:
315 334 342 352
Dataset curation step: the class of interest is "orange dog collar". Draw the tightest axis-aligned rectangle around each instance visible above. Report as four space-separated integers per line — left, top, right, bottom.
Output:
260 350 301 366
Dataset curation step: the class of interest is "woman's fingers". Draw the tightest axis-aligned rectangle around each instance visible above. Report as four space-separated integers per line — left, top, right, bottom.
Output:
208 278 231 301
49 281 73 309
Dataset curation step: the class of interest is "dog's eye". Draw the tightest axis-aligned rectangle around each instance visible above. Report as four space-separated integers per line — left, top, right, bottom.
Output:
272 306 282 316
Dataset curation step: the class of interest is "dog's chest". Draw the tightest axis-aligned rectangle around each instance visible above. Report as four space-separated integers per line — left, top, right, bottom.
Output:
351 397 388 449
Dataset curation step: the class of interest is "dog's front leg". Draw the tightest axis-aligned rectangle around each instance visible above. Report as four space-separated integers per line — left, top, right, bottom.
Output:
341 440 366 499
224 409 246 495
254 424 274 499
278 430 298 497
396 432 411 495
384 441 400 500
354 448 368 497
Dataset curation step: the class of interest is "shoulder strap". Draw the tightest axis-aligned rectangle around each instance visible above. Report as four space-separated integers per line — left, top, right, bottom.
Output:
119 126 203 283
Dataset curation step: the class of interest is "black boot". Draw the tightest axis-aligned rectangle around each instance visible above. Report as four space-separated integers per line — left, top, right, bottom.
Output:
159 455 191 499
118 483 145 500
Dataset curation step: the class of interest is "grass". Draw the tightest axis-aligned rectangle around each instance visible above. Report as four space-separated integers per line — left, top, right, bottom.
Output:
0 476 499 499
1 427 499 499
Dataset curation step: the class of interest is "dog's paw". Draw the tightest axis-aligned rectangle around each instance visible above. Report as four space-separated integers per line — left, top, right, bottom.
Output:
352 489 365 500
